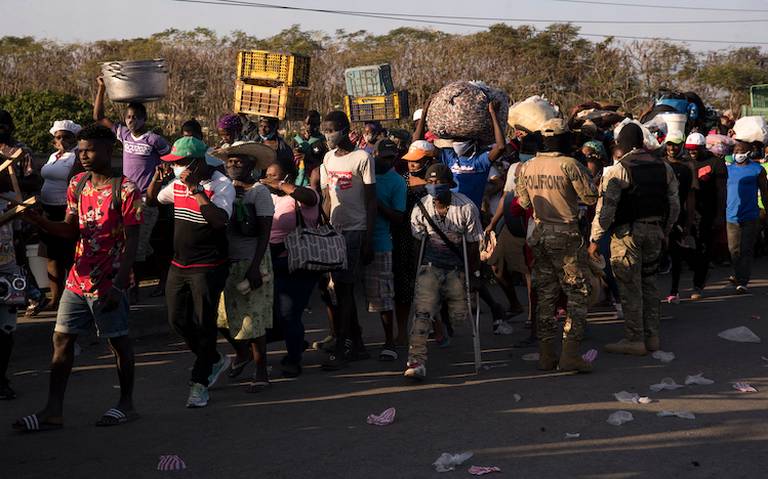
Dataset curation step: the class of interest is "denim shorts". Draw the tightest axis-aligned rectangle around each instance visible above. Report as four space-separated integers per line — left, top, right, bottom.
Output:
54 289 130 338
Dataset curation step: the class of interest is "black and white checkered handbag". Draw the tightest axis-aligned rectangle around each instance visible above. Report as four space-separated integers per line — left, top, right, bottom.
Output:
284 202 347 273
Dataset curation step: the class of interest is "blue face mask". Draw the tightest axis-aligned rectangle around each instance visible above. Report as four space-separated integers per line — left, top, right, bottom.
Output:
260 131 276 141
425 183 451 198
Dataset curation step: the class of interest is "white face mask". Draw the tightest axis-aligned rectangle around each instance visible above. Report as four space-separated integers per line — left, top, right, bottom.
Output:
734 153 749 164
452 140 474 157
172 165 187 178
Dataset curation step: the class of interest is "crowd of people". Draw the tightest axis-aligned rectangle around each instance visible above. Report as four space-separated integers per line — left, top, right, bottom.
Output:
1 77 767 432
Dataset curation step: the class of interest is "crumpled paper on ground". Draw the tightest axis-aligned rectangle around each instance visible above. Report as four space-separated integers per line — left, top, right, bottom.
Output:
582 349 598 363
614 391 652 404
652 351 676 363
607 410 634 426
522 353 540 361
433 452 474 472
650 377 685 392
367 407 396 426
732 382 758 393
685 373 714 385
718 326 761 343
468 466 502 476
658 410 696 420
564 432 581 439
157 455 187 471
512 393 522 402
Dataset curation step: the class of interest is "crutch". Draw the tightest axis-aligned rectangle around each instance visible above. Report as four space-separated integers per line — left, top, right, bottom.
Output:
462 234 482 373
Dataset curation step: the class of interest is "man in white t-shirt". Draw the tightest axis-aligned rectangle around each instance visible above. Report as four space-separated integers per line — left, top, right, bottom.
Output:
319 111 377 370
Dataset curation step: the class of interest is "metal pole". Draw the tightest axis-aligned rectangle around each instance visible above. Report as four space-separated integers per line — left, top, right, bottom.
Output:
462 234 481 373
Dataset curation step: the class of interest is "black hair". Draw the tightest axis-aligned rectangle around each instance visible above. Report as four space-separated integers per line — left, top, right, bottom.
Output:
324 110 350 132
306 110 321 123
76 123 117 145
182 118 203 138
0 110 14 132
260 117 279 127
126 102 147 119
541 133 573 154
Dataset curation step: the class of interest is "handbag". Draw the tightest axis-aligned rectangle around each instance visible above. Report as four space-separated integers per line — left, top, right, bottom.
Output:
284 200 347 273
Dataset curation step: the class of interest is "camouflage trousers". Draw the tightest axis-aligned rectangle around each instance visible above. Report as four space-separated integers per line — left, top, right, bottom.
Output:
610 221 664 342
407 265 467 365
530 225 591 343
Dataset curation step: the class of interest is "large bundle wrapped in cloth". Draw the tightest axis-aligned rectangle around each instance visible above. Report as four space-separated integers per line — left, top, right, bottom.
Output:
426 81 509 143
732 116 768 144
507 95 560 132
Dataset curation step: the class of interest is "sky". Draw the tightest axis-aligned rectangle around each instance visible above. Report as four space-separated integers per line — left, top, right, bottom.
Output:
5 0 768 51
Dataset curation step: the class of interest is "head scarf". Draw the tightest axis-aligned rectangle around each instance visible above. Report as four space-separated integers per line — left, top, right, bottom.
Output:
217 114 242 133
582 140 607 160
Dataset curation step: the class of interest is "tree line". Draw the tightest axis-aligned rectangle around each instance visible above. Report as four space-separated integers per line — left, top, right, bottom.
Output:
1 24 767 154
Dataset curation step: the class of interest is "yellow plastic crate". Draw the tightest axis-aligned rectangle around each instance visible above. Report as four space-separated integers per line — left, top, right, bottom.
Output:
343 91 409 122
236 50 311 87
234 81 311 120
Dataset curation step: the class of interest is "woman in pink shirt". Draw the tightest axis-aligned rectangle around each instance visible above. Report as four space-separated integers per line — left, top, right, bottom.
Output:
260 162 319 378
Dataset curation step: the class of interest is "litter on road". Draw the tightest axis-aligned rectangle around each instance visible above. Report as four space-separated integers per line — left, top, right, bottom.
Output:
651 351 676 363
521 353 540 361
564 432 581 439
614 391 652 404
582 349 598 363
366 407 396 426
732 382 758 393
468 466 502 475
157 455 186 471
433 452 474 472
685 373 714 385
718 326 761 343
650 377 685 392
657 410 696 420
607 410 634 426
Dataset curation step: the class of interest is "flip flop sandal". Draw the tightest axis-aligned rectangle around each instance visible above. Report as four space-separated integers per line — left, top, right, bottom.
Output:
228 359 252 378
379 348 399 362
95 408 140 427
246 380 270 393
12 414 63 433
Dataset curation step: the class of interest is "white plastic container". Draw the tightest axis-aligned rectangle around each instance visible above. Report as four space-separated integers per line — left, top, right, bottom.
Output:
661 113 687 140
25 243 49 289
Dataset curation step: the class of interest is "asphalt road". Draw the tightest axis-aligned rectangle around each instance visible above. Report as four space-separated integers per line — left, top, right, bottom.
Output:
2 262 768 479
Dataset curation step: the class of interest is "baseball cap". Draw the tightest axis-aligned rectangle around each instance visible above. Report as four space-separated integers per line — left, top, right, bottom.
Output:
373 138 399 158
665 133 684 145
425 163 457 187
540 118 568 137
684 132 706 150
162 136 208 162
402 140 437 161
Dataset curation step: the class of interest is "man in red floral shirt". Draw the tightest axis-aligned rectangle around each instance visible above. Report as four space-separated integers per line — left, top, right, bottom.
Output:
13 124 142 432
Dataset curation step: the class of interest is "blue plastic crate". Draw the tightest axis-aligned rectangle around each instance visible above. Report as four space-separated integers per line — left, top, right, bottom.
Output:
344 64 394 97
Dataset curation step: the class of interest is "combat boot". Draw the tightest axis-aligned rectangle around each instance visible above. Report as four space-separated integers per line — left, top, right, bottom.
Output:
537 341 559 371
604 339 648 356
645 336 660 352
558 340 592 373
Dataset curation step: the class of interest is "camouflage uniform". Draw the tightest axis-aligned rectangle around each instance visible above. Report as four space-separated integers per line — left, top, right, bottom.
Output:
516 152 598 344
591 149 680 347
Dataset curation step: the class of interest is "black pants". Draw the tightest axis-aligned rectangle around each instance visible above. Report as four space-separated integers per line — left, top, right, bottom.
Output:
166 263 229 386
691 219 715 290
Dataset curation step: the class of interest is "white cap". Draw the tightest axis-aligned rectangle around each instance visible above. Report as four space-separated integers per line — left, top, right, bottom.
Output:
684 132 706 148
412 108 423 122
49 120 82 136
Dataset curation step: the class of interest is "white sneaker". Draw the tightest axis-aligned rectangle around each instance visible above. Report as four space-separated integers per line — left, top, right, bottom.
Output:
613 302 624 320
186 382 209 408
208 354 231 388
493 321 514 336
404 362 426 379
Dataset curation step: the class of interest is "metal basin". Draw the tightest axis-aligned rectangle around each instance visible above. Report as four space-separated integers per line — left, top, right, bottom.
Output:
101 59 168 103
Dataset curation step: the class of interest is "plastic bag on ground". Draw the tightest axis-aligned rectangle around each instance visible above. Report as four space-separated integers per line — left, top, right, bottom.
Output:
685 373 714 386
652 350 675 363
732 382 758 393
718 326 761 343
614 391 652 404
468 466 502 476
582 349 598 363
650 377 685 392
564 432 581 439
512 393 522 402
607 410 634 426
433 452 474 472
522 353 540 361
658 410 696 420
366 407 396 426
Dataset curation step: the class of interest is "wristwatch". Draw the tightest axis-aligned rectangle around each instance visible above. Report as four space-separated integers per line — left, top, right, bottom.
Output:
190 185 205 196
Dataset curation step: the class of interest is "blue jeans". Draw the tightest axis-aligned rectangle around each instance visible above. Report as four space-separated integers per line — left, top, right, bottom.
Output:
273 254 318 364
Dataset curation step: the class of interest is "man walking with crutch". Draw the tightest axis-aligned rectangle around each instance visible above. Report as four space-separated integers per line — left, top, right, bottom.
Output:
405 164 483 379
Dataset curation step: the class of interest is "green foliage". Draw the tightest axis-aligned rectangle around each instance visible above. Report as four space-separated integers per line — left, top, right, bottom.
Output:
0 91 92 155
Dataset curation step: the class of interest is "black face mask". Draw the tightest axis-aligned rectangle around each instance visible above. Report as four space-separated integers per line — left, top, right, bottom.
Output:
0 131 11 144
227 166 251 182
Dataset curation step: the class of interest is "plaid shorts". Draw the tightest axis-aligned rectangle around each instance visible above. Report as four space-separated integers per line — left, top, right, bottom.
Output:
364 251 394 313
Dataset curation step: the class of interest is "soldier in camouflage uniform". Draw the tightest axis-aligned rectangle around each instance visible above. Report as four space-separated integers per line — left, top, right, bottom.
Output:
589 123 680 356
516 119 597 373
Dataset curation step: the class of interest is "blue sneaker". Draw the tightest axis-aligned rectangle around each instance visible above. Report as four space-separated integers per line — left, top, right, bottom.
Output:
208 354 231 388
186 382 209 408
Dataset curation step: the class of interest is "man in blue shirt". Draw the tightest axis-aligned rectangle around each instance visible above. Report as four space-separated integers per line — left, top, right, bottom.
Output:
366 139 407 360
725 139 768 294
413 101 507 210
